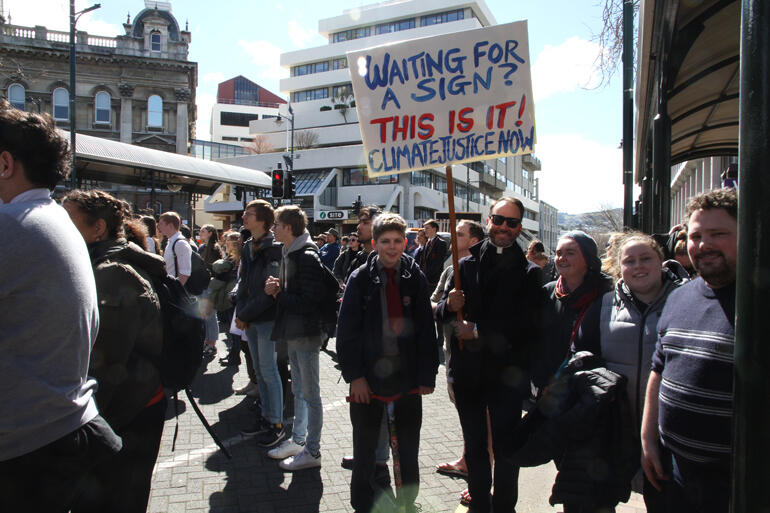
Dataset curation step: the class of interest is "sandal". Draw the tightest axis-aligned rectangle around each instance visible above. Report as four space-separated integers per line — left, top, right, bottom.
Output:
459 489 471 507
436 461 469 480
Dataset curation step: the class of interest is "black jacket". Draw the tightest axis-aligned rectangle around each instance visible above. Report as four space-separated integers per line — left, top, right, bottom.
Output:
419 236 448 286
337 252 439 395
271 241 326 341
512 352 636 508
436 239 542 390
531 272 614 388
236 234 282 324
333 246 357 282
88 239 165 430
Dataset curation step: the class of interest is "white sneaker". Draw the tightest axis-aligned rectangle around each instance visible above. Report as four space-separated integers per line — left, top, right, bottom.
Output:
267 439 304 460
279 447 321 471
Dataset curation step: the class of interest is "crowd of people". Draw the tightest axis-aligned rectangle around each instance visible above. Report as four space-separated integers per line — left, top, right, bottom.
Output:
1 101 739 513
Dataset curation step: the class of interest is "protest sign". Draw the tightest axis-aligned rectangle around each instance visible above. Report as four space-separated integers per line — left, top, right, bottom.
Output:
348 20 535 177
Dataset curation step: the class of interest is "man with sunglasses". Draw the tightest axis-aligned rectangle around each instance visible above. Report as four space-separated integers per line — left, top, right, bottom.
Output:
437 196 543 513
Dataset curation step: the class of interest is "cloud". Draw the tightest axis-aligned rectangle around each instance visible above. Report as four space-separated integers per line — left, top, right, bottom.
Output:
202 71 225 84
5 0 120 36
532 37 605 102
535 133 623 214
195 92 216 141
237 39 288 82
287 19 321 49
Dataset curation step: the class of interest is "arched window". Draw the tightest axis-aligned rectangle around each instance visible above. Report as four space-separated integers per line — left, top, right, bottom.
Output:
8 84 25 110
95 91 111 123
53 87 69 121
148 95 163 127
151 32 161 52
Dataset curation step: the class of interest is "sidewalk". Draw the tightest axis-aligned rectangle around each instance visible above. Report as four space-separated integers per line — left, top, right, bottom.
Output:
148 336 646 513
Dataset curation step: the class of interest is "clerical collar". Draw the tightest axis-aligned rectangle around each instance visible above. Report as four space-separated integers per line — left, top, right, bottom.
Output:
489 240 512 254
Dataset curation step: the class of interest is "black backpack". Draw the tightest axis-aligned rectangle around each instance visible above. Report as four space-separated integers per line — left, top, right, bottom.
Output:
151 273 205 391
172 239 212 295
306 249 342 339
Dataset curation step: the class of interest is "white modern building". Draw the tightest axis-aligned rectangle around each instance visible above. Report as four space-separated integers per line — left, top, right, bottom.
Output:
209 75 285 146
214 0 555 244
670 156 737 226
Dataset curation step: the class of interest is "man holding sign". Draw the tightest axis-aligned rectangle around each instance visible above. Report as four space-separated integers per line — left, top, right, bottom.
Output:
437 197 542 513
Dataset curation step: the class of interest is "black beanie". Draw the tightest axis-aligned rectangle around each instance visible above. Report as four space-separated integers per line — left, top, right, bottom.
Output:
562 230 602 272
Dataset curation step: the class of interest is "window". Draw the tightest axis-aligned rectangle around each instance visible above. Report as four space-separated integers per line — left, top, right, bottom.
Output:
433 176 447 193
291 87 329 103
8 84 24 110
292 61 329 77
220 111 259 127
222 136 238 141
151 32 161 52
95 91 110 123
332 26 370 43
332 84 352 98
147 95 163 127
53 88 69 121
332 58 348 70
375 18 415 34
342 168 397 185
420 9 464 27
414 207 433 220
411 170 432 188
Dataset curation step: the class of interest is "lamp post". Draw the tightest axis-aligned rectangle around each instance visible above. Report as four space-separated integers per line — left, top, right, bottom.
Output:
69 0 101 188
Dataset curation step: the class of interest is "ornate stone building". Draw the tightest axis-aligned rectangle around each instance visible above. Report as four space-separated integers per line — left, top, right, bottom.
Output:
0 1 197 155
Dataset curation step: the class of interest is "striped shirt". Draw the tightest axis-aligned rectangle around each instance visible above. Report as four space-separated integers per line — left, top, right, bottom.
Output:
651 277 735 464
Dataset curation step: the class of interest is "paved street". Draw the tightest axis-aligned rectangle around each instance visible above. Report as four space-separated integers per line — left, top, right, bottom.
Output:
148 335 646 513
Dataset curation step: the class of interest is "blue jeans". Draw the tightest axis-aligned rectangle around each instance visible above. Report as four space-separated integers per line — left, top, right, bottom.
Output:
203 310 218 342
245 322 283 425
287 340 323 456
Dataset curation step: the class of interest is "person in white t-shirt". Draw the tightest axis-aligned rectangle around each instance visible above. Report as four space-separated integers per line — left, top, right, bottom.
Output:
158 211 191 285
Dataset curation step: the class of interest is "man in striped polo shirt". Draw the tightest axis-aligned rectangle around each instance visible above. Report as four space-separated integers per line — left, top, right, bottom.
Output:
641 188 737 512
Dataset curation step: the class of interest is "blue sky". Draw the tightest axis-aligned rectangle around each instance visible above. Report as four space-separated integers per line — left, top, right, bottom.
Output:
8 0 625 214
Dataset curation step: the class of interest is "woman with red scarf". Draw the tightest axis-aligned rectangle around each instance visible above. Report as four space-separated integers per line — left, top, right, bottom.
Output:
531 231 614 391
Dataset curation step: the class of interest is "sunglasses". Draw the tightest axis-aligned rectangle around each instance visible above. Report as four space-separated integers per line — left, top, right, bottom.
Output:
490 214 521 229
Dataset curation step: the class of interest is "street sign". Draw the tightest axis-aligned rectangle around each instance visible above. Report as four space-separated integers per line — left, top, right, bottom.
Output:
318 210 348 220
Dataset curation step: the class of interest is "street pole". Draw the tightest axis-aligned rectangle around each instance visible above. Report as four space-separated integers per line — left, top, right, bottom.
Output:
733 1 770 511
68 2 101 189
622 0 634 228
69 0 76 188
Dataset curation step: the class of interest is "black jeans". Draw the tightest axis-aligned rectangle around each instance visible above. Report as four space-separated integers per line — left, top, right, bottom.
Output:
661 448 730 513
72 397 167 513
350 394 422 513
0 414 122 513
454 378 524 513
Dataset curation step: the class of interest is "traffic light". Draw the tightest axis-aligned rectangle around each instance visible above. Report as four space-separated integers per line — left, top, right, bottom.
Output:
272 167 284 198
351 196 363 215
284 172 296 199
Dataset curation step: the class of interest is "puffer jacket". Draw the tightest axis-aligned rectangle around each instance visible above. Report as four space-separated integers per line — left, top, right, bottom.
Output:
598 267 683 428
88 239 165 430
512 352 636 508
207 257 237 312
236 234 282 324
337 252 439 395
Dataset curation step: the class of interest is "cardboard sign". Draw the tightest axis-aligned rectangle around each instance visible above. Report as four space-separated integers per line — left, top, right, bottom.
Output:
348 20 535 177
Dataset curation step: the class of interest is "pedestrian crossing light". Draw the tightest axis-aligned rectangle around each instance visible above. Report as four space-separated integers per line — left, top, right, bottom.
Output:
272 167 284 198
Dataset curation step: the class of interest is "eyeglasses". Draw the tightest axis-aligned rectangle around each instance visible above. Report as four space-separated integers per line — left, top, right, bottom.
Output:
242 211 256 218
490 214 521 229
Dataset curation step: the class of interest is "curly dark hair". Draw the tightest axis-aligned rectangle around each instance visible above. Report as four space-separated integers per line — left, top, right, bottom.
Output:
685 188 738 220
62 189 130 240
0 99 70 189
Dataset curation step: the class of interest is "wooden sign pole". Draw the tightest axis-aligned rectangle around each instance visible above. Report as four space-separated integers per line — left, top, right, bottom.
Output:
444 165 466 345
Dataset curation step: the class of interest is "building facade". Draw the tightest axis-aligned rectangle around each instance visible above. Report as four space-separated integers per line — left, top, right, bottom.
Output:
0 0 197 155
210 75 285 146
669 156 737 226
215 0 556 243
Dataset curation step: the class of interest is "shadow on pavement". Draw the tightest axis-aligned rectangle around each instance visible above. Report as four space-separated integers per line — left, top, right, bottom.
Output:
205 430 323 512
190 361 239 405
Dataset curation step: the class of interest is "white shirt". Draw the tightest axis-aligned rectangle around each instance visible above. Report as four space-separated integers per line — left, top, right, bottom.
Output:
163 231 192 278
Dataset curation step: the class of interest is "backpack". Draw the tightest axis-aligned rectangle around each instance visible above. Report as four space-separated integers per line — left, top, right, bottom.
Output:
172 239 212 296
306 249 342 338
150 273 205 391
